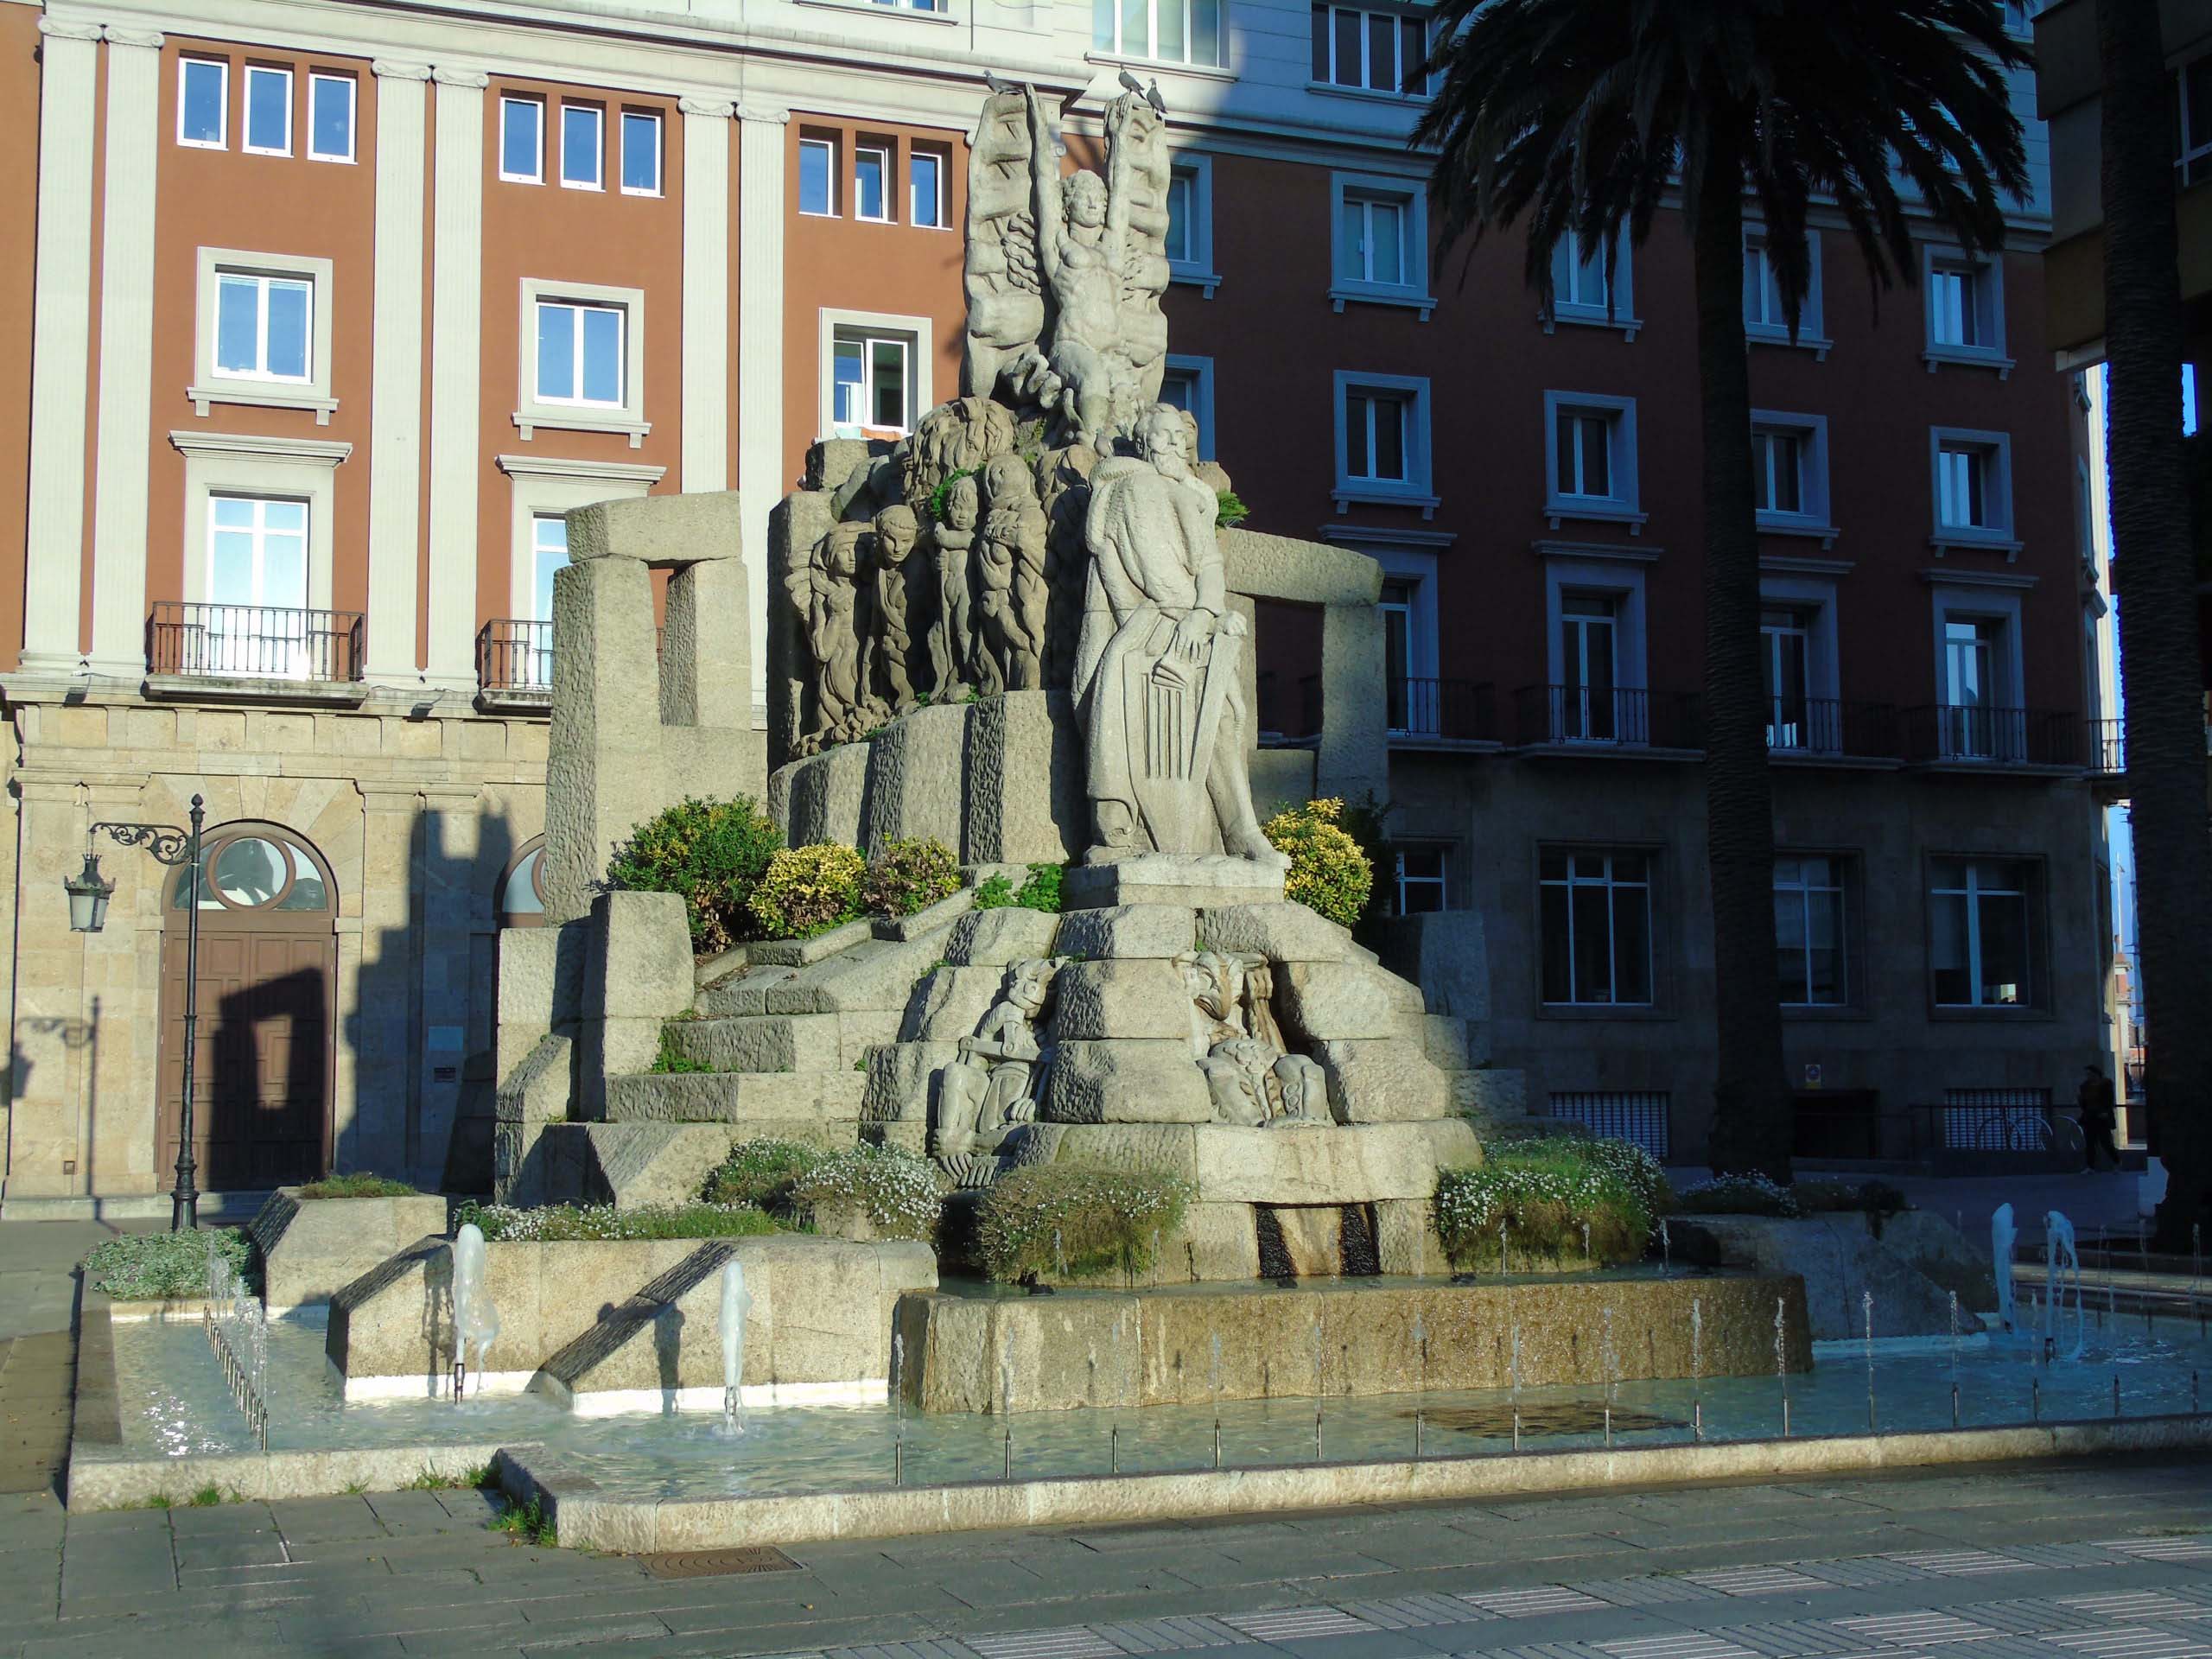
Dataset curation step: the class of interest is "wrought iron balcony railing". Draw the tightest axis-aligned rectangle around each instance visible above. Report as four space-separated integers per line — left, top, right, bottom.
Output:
1513 685 1703 750
1389 677 1497 742
1762 697 1900 760
479 619 554 694
1901 703 2082 767
147 602 364 683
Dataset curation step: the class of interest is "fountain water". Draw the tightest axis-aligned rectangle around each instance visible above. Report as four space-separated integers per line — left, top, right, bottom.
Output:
449 1224 499 1401
1498 1220 1510 1278
1775 1296 1790 1436
1509 1323 1524 1449
1581 1220 1592 1265
1992 1204 2018 1332
1690 1299 1704 1439
1658 1217 1671 1275
1948 1290 1961 1427
1210 1330 1224 1467
1863 1289 1877 1430
2045 1211 2085 1359
718 1259 751 1437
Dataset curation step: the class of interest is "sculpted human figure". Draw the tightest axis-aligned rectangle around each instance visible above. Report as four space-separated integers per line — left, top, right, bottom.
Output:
1037 445 1096 690
962 92 1049 403
979 454 1049 691
926 474 982 698
934 957 1059 1181
785 518 867 748
870 505 920 715
1023 88 1128 450
1074 404 1275 861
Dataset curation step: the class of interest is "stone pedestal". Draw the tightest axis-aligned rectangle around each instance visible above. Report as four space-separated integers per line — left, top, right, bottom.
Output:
1061 852 1289 911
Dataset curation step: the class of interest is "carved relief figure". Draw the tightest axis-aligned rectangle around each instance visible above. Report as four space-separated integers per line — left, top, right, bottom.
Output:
979 454 1048 692
1178 948 1327 1128
961 93 1050 404
786 519 867 749
1074 404 1274 861
926 474 982 698
870 505 920 715
934 957 1062 1184
1037 445 1096 689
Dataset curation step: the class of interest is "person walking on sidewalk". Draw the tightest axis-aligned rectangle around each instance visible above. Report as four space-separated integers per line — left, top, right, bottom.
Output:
2079 1063 2120 1172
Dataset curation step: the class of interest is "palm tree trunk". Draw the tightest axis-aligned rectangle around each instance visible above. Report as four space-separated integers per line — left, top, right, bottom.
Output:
2101 0 2212 1247
1692 140 1793 1182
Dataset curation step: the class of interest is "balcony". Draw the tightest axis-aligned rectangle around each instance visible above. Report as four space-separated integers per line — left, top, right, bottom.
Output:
1389 678 1498 745
144 602 365 703
478 619 553 710
1901 703 2083 770
1763 698 1900 763
1512 685 1704 753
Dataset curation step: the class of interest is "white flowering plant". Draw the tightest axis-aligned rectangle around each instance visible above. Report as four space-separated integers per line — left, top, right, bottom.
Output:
451 1201 779 1242
1434 1134 1662 1270
976 1163 1193 1282
788 1142 943 1242
1670 1172 1802 1218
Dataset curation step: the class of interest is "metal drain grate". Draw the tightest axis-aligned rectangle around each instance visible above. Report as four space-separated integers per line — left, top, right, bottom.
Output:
640 1545 802 1579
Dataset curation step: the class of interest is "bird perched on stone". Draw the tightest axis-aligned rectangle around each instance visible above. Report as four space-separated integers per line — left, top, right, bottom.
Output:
1146 78 1166 115
1117 67 1146 97
984 70 1017 94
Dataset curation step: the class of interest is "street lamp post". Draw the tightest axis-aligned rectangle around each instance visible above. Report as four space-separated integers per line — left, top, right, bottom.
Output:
65 794 207 1231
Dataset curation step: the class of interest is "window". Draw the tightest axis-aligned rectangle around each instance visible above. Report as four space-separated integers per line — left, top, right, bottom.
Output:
1159 353 1216 459
620 111 662 195
1929 857 2038 1008
1540 848 1654 1007
1751 411 1832 537
1391 847 1448 915
561 104 604 189
215 270 313 382
2177 53 2212 186
799 136 837 216
1342 192 1409 287
1310 3 1431 95
1092 0 1227 67
1923 249 2012 373
1544 393 1641 525
1775 855 1848 1007
855 143 893 222
1328 174 1431 313
911 147 948 228
244 65 291 156
190 249 339 421
501 97 544 183
516 279 651 443
1165 168 1198 264
207 494 309 612
1930 428 2014 547
1744 228 1827 353
1165 157 1218 291
1762 607 1811 749
179 58 229 149
819 310 933 441
1547 232 1638 337
529 514 569 623
1333 372 1434 509
1381 576 1413 732
1941 614 2012 759
171 430 346 656
308 73 355 162
1548 1091 1670 1157
1558 593 1618 741
536 299 624 406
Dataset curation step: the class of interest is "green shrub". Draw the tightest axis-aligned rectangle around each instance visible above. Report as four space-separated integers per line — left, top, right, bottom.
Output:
451 1200 778 1242
1670 1173 1802 1218
788 1143 942 1242
1262 798 1373 929
84 1229 251 1301
976 1163 1193 1282
1215 489 1250 529
294 1173 419 1199
747 843 867 939
1795 1178 1910 1218
1014 861 1064 912
604 796 784 955
702 1137 825 1217
1433 1137 1659 1271
971 873 1016 909
649 1027 713 1075
861 837 961 918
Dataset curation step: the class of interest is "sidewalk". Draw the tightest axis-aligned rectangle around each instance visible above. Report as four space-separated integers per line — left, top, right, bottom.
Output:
0 1219 126 1501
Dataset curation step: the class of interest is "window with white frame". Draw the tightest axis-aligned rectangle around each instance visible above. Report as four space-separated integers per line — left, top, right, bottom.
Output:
1545 392 1641 525
516 279 649 443
306 73 354 163
833 329 914 434
1751 411 1832 536
1929 856 2039 1008
500 96 544 183
1391 846 1449 915
1311 3 1432 96
529 514 569 623
1759 575 1840 750
1929 583 2025 760
1547 232 1637 336
1744 227 1827 353
911 146 948 229
1930 428 2015 547
1334 372 1433 509
1092 0 1226 67
561 103 604 189
179 58 229 149
1542 555 1647 742
2177 53 2212 187
244 65 291 156
1328 174 1430 313
855 142 893 222
799 136 837 216
1158 353 1216 460
1923 248 2011 372
1382 575 1414 732
1540 848 1654 1007
191 249 338 422
620 110 662 195
1165 157 1218 291
1775 855 1849 1007
204 494 313 677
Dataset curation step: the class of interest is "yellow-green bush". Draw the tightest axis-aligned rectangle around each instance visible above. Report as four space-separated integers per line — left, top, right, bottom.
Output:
1262 798 1374 929
747 843 866 939
861 837 961 918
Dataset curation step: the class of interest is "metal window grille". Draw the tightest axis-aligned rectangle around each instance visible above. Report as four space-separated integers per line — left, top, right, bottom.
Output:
1940 1086 2052 1151
1548 1090 1671 1158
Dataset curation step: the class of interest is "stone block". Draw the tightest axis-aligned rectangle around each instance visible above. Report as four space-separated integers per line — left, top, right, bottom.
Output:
944 906 1063 966
585 892 693 1020
964 690 1085 864
580 1122 744 1208
1006 1121 1200 1179
747 916 876 967
603 1071 855 1124
498 925 585 1029
663 1014 842 1074
1062 854 1287 912
804 438 876 493
1054 904 1196 960
1421 1014 1472 1071
873 887 974 942
1374 1197 1445 1277
1220 526 1381 607
565 490 741 565
249 1190 450 1311
861 702 971 856
1052 959 1195 1043
696 963 797 1017
1272 961 1423 1042
901 966 1007 1041
1465 1068 1528 1120
1043 1040 1214 1125
863 1041 957 1124
1196 902 1354 963
790 932 959 1014
1191 1120 1476 1205
1316 1039 1451 1123
1175 1201 1262 1281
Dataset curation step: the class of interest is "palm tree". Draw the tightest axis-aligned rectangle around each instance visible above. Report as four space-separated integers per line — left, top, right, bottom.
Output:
2098 0 2212 1246
1414 0 2028 1180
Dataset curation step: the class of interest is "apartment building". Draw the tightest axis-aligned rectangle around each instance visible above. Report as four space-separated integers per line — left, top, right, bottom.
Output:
0 0 2104 1212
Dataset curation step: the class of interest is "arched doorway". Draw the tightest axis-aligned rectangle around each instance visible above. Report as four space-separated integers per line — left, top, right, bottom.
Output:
496 836 546 931
159 824 338 1190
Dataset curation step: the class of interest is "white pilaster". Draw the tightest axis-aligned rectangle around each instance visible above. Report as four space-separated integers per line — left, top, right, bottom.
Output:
366 60 432 682
86 27 167 680
425 66 487 695
680 98 734 497
735 104 789 714
22 21 104 676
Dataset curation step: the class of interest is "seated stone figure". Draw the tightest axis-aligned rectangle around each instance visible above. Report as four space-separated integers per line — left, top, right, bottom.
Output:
1178 949 1327 1128
934 957 1060 1184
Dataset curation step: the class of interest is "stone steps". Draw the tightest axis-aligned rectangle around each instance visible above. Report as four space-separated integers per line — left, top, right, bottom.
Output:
605 1069 867 1125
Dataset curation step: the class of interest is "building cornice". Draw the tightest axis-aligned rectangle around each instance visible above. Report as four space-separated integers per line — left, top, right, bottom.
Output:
495 453 667 485
168 430 354 467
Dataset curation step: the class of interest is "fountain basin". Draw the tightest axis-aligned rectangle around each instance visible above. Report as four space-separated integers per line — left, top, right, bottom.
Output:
896 1271 1812 1413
